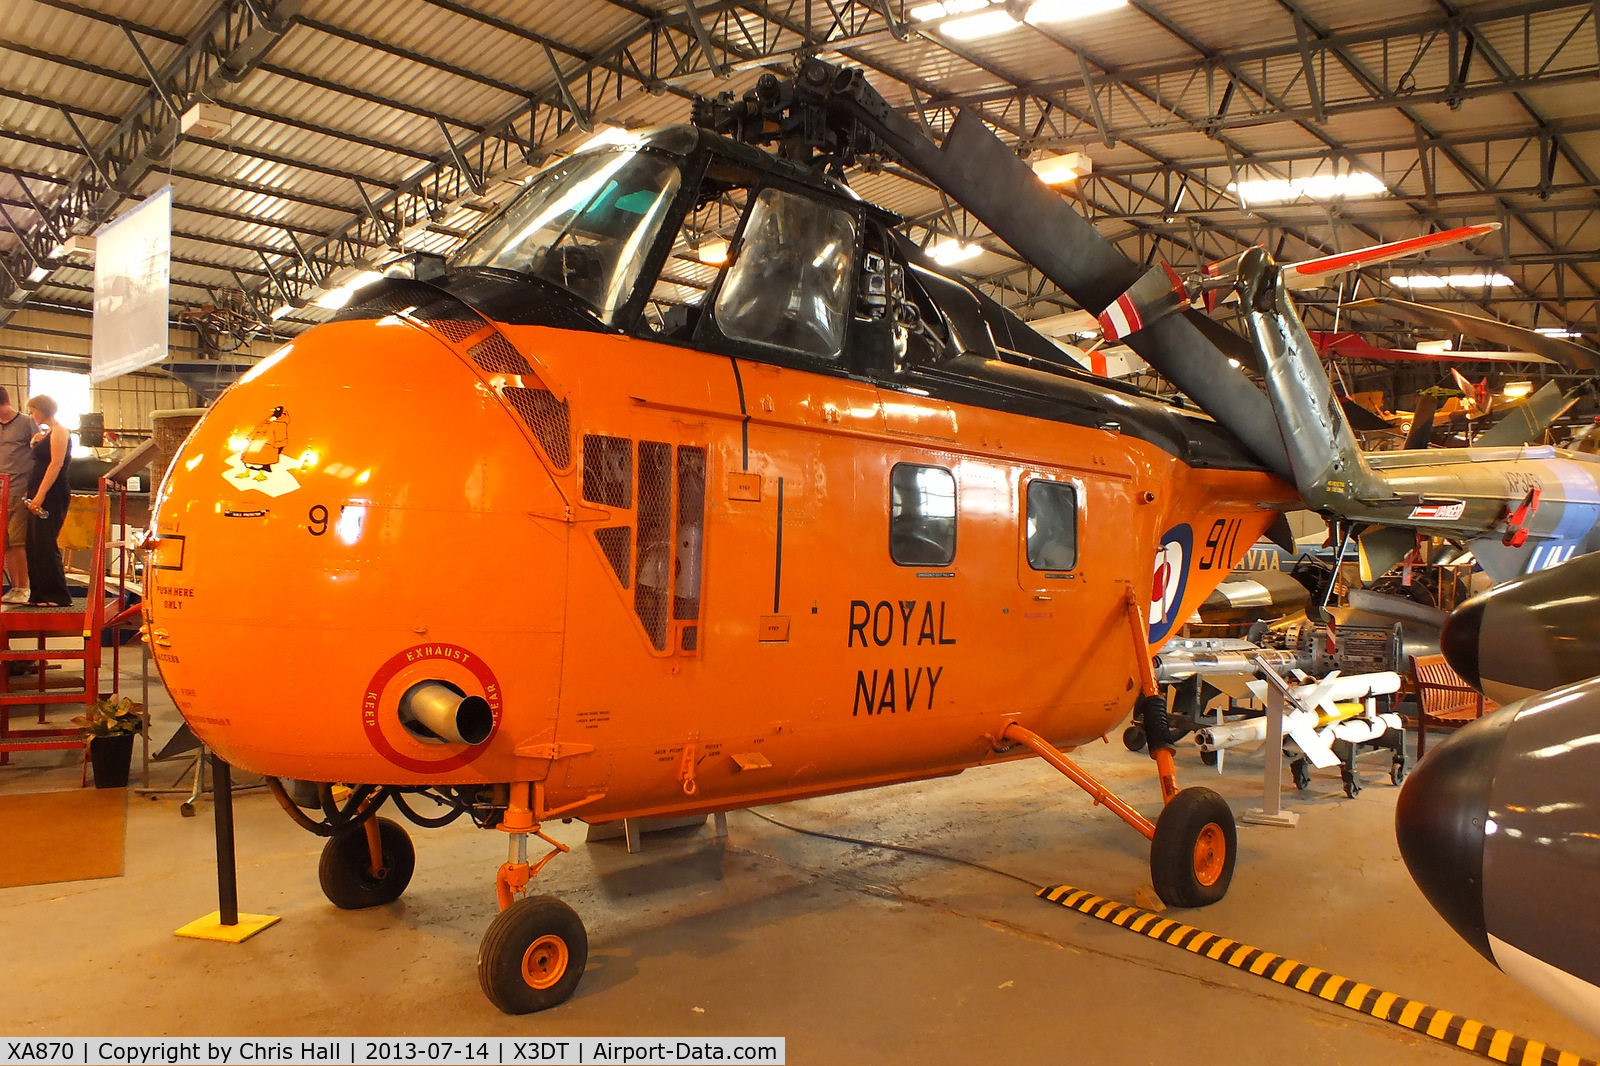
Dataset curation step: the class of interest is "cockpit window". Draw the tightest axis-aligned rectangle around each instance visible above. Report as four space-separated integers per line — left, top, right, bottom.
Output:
453 148 682 324
714 188 857 358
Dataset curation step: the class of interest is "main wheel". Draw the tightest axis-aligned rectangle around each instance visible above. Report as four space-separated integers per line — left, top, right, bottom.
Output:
1150 787 1237 908
1290 758 1312 791
1122 725 1146 752
1199 748 1219 766
318 816 415 909
479 895 588 1014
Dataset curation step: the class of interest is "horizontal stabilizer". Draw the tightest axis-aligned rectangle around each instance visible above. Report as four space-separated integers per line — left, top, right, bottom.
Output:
1475 382 1577 448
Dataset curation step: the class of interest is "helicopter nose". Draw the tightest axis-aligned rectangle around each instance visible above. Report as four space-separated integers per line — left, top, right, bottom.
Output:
1394 709 1515 964
1439 597 1485 691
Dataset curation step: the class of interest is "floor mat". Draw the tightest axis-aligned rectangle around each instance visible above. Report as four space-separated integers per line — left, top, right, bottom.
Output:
0 787 127 888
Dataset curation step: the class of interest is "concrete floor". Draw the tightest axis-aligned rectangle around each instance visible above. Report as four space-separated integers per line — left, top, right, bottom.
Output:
3 672 1598 1064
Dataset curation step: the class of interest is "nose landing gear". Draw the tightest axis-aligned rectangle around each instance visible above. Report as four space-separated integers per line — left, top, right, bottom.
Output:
480 782 588 1015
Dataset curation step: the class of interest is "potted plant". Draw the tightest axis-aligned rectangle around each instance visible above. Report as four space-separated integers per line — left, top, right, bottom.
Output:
73 695 146 789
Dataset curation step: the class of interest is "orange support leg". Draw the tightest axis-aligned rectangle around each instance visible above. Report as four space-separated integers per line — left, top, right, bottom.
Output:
494 781 570 911
1002 722 1156 840
364 816 385 878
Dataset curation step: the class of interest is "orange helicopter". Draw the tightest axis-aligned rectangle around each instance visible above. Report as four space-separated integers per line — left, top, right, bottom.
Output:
144 69 1294 1014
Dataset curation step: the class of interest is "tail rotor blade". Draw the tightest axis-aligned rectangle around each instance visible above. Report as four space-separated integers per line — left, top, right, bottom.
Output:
1099 261 1191 341
1404 393 1437 449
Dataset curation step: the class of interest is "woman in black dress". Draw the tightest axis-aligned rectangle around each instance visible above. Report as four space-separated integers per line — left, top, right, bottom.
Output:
23 394 70 608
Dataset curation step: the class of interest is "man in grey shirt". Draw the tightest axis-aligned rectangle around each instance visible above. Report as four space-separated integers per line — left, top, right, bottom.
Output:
0 388 36 603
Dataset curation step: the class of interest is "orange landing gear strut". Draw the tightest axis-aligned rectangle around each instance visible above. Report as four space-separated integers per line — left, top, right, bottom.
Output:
479 781 591 1015
494 782 571 911
1125 589 1179 804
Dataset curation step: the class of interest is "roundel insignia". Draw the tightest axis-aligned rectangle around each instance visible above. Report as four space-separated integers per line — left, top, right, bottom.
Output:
1149 523 1193 644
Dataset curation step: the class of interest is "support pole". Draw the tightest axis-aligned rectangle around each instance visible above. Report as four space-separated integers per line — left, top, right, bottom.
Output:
1242 658 1299 827
174 754 280 942
213 754 238 926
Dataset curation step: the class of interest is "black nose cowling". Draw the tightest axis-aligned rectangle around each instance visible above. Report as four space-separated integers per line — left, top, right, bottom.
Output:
1439 597 1485 693
1394 709 1515 964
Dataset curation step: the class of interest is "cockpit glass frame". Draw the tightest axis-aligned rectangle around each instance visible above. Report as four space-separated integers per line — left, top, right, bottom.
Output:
452 147 683 325
712 186 859 359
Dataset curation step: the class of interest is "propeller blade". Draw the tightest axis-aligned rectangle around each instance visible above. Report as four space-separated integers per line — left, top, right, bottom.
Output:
1347 297 1600 373
1281 224 1500 290
1098 261 1191 341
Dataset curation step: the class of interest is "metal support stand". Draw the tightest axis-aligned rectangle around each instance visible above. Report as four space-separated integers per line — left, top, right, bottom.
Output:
713 811 728 839
173 753 280 943
1241 671 1299 827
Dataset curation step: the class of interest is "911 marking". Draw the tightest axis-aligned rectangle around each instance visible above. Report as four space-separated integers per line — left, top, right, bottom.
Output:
6 1043 77 1061
1197 518 1244 571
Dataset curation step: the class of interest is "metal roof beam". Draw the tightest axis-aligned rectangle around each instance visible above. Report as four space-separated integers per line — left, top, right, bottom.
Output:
0 0 306 325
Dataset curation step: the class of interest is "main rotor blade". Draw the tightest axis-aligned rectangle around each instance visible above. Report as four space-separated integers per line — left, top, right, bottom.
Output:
1348 297 1600 373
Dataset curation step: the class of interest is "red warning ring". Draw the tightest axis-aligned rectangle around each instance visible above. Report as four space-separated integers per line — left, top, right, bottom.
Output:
362 643 501 773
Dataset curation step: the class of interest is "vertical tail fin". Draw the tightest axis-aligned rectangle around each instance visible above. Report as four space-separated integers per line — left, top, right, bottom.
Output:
1235 248 1394 508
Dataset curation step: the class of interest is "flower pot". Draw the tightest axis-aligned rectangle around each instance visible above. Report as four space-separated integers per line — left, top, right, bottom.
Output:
88 732 136 789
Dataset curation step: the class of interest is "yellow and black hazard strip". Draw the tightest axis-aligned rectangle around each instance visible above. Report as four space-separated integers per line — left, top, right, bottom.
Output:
1039 885 1597 1066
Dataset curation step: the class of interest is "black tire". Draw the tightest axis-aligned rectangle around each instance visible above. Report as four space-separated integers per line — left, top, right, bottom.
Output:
1391 756 1407 786
479 895 588 1014
1150 787 1237 908
318 816 415 909
1199 748 1218 766
1343 772 1362 799
1290 758 1312 791
1122 725 1146 752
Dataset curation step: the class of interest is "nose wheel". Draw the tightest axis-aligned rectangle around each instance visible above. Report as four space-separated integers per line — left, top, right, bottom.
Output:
318 816 415 909
479 895 588 1014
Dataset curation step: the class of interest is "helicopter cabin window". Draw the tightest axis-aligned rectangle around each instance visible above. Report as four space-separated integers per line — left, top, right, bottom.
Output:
641 161 760 340
1026 480 1078 571
890 464 956 566
714 188 857 358
452 147 682 324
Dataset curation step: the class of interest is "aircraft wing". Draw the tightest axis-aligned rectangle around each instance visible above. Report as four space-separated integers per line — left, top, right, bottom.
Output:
1347 298 1600 372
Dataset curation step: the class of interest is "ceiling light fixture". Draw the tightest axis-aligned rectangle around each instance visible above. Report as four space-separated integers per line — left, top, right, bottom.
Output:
1229 172 1388 204
1503 381 1534 399
1389 273 1515 289
1535 326 1582 338
696 238 729 266
930 239 984 266
1032 151 1093 185
940 8 1020 38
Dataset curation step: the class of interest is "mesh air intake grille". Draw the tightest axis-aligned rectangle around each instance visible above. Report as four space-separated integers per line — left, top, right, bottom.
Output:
633 440 673 651
503 387 573 469
582 435 633 508
594 527 632 588
674 446 706 622
469 333 534 376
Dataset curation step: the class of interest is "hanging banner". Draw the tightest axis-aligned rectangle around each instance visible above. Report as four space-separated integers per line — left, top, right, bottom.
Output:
91 185 172 383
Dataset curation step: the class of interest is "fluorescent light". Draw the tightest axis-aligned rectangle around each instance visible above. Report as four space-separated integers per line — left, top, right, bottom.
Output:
1503 381 1533 399
930 239 984 266
941 8 1019 37
1026 0 1128 24
1230 172 1388 204
270 301 295 320
314 287 355 310
1033 151 1092 185
1390 273 1514 289
696 238 729 266
313 270 385 310
1227 357 1241 368
1414 338 1453 354
26 265 49 284
1536 327 1581 337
